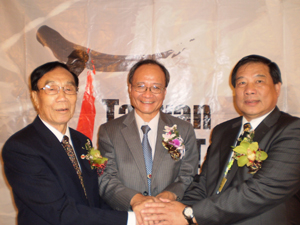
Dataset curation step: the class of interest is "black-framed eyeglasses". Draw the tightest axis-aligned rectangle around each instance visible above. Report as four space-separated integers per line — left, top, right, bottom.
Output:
39 84 78 95
132 84 165 94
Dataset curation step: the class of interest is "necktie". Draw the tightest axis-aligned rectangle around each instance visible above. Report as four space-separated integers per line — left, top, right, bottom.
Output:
236 123 252 146
217 122 252 194
61 135 87 198
141 125 152 196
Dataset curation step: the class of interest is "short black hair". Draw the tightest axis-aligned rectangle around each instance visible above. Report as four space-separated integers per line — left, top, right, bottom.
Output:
128 59 170 87
231 54 282 87
30 61 79 91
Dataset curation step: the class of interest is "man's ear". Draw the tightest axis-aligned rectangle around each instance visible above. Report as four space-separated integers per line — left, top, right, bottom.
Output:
275 82 281 97
31 91 39 112
128 84 132 96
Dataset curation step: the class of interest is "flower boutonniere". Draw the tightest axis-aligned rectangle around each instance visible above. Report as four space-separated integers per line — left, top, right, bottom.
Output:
232 131 268 174
162 125 185 161
81 139 108 176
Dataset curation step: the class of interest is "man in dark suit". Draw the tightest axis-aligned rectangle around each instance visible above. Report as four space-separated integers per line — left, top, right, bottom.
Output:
98 59 199 224
141 55 300 225
2 62 131 224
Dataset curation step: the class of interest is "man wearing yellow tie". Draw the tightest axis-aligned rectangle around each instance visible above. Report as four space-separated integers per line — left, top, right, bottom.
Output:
142 55 300 225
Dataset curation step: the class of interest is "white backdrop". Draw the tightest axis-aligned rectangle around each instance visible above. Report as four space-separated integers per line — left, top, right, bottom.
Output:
1 0 300 224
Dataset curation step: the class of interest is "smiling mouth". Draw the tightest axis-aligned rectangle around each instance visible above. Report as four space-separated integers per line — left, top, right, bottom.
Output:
245 100 259 104
56 108 69 112
141 101 154 104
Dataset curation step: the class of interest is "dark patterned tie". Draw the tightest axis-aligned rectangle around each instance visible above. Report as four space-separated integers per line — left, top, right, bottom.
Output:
236 123 252 146
61 135 87 198
141 125 153 196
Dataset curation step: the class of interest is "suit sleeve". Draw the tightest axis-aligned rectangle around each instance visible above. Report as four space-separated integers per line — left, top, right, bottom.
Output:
181 124 222 205
98 124 139 210
2 138 128 225
161 121 199 200
192 118 300 225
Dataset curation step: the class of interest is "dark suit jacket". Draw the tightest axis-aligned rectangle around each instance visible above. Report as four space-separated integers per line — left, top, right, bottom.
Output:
98 110 199 210
182 107 300 225
2 116 127 225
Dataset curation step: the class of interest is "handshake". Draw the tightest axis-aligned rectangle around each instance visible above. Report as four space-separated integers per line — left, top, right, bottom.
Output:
131 191 196 225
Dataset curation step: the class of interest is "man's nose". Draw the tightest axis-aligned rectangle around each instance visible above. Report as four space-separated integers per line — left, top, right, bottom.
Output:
143 87 153 96
245 83 256 95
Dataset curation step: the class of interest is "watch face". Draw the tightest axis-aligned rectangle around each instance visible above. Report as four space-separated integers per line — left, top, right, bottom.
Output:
184 207 193 217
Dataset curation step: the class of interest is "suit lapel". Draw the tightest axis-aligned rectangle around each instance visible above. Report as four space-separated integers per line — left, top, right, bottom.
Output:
33 117 75 173
32 116 60 149
121 111 148 187
253 107 281 150
151 113 169 180
70 129 91 174
70 129 93 204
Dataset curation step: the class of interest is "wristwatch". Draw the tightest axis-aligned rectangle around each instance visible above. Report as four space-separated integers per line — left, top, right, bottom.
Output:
183 206 195 225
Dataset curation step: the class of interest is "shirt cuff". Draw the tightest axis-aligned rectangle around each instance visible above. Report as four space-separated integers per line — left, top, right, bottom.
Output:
127 211 136 225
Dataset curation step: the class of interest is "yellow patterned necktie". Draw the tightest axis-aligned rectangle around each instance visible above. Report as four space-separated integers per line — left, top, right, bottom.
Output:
217 123 252 194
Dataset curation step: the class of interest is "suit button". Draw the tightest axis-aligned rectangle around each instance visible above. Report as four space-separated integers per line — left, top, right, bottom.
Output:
143 191 148 196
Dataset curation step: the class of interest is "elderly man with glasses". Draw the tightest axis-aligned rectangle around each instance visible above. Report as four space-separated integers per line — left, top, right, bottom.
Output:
2 61 135 225
98 59 199 225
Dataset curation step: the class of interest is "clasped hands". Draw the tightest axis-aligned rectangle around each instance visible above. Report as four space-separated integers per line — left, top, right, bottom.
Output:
131 191 188 225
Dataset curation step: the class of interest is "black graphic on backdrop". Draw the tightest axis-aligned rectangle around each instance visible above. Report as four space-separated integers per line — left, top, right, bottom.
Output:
37 25 178 75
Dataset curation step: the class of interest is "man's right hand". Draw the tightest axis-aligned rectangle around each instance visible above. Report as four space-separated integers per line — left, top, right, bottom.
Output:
141 198 192 225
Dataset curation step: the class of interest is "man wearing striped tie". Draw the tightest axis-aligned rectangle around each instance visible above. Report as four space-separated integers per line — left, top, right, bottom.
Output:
98 59 199 225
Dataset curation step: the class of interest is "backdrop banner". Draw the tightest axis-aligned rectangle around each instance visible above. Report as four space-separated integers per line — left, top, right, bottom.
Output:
1 0 300 224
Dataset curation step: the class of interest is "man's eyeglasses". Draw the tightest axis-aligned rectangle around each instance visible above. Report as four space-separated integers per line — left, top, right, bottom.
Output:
132 84 165 94
39 84 78 95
